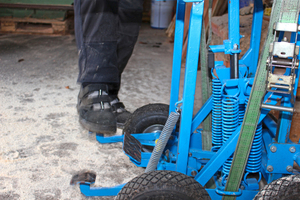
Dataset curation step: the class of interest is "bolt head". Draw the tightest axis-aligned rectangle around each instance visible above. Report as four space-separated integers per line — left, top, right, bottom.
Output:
286 165 293 172
289 146 296 153
270 146 277 153
191 171 197 176
267 165 273 172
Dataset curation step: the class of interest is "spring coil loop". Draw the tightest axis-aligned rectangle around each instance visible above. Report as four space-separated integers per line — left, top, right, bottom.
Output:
221 96 239 175
244 98 263 174
212 79 223 151
239 104 245 125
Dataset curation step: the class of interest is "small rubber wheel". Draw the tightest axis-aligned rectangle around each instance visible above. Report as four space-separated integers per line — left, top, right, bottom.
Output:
115 170 211 200
123 104 169 135
254 174 300 200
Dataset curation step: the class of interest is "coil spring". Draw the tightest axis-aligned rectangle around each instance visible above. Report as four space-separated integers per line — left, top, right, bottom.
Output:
145 112 180 173
244 98 263 175
212 79 223 151
221 96 239 176
239 104 245 125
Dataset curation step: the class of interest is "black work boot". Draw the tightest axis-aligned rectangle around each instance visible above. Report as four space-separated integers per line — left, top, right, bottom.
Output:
77 84 116 134
110 98 132 129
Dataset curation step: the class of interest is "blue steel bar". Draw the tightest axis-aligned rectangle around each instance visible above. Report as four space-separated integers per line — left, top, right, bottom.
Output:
228 0 240 51
263 115 277 138
96 134 123 144
176 1 204 174
209 45 226 53
169 0 186 113
191 96 213 133
79 183 125 197
195 125 241 186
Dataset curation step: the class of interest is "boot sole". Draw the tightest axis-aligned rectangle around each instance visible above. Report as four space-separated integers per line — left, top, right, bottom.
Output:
79 116 116 135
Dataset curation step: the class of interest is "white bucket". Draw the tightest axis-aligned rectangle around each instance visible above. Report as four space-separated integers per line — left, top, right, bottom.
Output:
151 0 175 29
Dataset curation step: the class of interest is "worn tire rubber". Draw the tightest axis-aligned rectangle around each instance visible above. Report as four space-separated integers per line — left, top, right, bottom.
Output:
123 104 169 134
115 170 211 200
254 174 300 200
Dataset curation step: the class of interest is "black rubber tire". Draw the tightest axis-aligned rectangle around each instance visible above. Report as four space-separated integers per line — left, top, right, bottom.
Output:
254 174 300 200
115 170 211 200
123 104 169 134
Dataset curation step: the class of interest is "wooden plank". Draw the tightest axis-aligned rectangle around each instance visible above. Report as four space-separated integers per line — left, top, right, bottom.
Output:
181 3 193 62
166 15 176 36
183 3 193 40
290 100 300 143
0 21 16 32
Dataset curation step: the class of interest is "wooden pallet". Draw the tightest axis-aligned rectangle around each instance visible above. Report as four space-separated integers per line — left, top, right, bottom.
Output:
0 17 72 35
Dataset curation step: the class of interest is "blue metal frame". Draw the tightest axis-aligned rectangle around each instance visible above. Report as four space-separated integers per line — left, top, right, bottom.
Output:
176 0 204 174
74 1 300 199
169 0 186 113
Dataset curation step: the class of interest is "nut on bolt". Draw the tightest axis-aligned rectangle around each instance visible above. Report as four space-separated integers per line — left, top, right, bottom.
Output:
270 145 277 153
267 165 274 172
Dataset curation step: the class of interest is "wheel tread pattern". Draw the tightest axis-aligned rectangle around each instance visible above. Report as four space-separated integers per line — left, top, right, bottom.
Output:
116 170 210 200
254 174 300 200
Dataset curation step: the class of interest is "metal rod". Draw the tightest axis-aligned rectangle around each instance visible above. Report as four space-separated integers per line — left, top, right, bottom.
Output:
269 84 290 90
266 89 290 94
272 64 293 68
230 53 239 79
261 104 294 113
272 60 294 66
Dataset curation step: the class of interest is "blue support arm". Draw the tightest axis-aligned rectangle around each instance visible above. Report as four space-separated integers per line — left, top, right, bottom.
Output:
176 0 204 174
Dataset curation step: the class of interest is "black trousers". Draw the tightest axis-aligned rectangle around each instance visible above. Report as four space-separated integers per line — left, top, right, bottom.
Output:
74 0 144 94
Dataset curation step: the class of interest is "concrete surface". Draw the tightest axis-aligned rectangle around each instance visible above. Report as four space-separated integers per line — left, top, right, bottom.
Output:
0 24 202 200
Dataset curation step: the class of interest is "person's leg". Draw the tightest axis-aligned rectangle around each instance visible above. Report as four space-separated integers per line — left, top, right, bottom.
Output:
109 0 144 126
74 0 119 134
74 0 144 133
115 0 144 91
75 0 119 86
